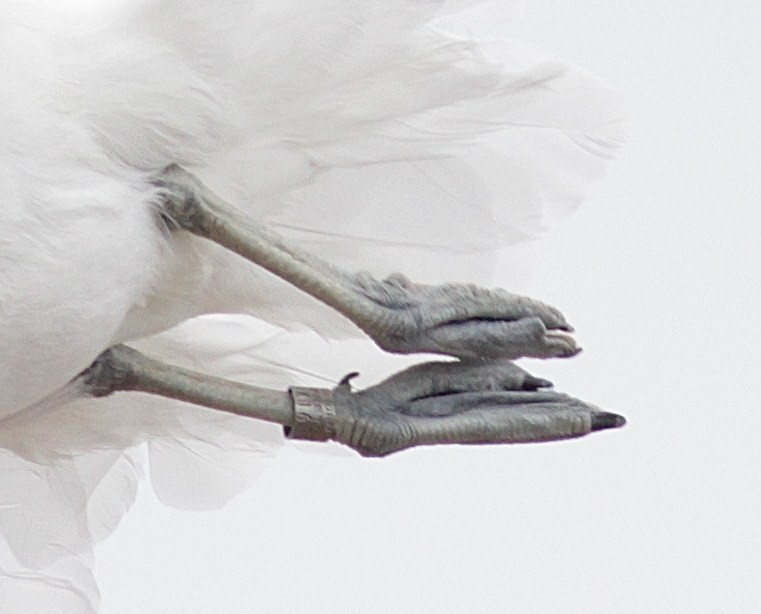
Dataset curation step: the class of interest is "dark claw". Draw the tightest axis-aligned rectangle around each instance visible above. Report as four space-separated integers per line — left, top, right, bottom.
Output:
338 372 360 388
523 375 553 390
590 411 627 431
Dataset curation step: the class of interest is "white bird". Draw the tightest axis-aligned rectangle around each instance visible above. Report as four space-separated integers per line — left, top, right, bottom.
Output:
0 1 623 611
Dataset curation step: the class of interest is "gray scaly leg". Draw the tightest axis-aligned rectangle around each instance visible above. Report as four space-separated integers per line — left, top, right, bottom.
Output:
81 346 624 457
153 165 579 361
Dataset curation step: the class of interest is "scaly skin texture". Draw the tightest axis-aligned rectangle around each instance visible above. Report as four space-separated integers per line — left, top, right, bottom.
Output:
290 360 623 457
80 349 624 457
348 272 579 359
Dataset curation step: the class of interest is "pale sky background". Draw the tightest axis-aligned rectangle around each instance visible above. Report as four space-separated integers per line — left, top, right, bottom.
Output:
96 2 761 612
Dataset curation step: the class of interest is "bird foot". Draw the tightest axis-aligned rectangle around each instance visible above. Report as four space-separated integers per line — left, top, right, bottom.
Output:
287 359 624 457
349 272 580 360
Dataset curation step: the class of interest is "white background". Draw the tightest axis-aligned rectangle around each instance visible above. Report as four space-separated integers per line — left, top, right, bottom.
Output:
97 2 761 612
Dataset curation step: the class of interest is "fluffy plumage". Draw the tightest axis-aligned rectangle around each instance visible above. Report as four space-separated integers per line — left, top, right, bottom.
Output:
0 1 621 611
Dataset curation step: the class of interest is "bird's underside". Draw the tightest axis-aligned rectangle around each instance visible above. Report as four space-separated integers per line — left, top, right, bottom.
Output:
79 165 625 457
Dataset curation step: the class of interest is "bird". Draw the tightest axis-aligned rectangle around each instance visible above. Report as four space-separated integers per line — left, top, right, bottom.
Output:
0 1 624 611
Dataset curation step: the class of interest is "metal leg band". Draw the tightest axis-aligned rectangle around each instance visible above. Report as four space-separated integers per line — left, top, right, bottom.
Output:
286 387 337 442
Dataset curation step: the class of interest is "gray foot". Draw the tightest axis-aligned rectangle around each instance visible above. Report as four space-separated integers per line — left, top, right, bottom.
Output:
288 359 624 457
350 273 580 360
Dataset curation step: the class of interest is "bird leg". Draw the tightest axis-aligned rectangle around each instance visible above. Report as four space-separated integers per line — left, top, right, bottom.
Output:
82 344 293 424
81 345 624 457
152 165 579 361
